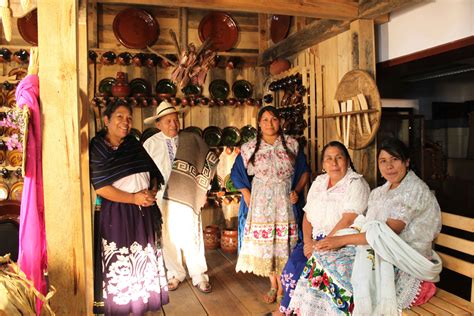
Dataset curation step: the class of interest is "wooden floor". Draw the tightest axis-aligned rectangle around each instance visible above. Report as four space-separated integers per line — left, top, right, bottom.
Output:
150 249 276 316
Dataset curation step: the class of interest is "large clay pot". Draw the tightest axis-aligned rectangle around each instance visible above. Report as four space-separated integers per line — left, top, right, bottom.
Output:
221 228 238 253
111 72 131 97
269 58 290 76
203 225 220 250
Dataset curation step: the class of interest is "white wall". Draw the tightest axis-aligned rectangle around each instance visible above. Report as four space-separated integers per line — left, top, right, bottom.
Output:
377 0 474 62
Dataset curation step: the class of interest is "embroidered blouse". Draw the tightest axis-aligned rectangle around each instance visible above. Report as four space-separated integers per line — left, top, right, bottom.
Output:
304 168 370 238
240 135 298 181
366 170 441 258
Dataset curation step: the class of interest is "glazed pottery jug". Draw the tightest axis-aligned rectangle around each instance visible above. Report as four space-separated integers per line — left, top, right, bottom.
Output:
111 72 131 98
221 229 238 253
203 225 220 250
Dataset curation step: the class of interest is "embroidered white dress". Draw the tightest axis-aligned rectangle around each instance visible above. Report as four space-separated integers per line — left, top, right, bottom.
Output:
235 136 298 276
365 170 442 308
288 169 370 315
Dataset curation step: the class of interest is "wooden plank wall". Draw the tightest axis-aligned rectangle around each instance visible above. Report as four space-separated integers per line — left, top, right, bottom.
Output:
292 20 377 186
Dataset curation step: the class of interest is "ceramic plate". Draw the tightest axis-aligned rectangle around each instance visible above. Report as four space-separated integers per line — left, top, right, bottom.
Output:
270 15 291 44
198 12 238 51
221 126 241 147
209 79 230 100
240 125 257 143
210 174 223 192
10 181 23 201
183 126 203 136
155 79 177 96
113 8 159 49
202 126 222 147
224 174 238 192
98 77 116 95
17 9 38 45
182 85 202 97
232 80 253 99
130 78 151 96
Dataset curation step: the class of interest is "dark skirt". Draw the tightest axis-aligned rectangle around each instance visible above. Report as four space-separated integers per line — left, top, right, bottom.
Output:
279 242 307 314
94 199 169 315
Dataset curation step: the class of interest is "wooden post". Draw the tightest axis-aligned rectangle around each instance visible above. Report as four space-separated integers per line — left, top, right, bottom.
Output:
38 0 93 314
350 19 377 187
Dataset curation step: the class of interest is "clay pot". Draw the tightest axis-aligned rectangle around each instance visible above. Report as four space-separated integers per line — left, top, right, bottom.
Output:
203 225 220 250
100 51 116 65
269 58 290 76
111 72 130 98
221 229 238 253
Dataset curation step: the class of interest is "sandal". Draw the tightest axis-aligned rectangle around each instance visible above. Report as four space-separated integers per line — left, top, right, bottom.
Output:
167 278 180 291
263 288 277 304
195 281 212 293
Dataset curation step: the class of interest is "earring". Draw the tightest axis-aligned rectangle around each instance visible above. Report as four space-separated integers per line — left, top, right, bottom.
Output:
322 168 326 173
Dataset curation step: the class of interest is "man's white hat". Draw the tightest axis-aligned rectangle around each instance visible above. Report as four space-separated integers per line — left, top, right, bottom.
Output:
144 100 179 124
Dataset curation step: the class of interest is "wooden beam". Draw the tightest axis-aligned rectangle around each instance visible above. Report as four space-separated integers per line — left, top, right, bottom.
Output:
97 0 358 20
259 19 350 64
358 0 426 19
259 0 427 63
39 0 92 314
258 14 268 54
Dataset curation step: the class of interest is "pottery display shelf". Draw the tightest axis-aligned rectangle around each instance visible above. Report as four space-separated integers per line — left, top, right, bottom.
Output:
91 95 264 109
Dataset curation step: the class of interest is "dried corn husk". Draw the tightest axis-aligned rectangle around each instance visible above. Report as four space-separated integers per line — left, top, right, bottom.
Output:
0 254 56 315
0 0 12 42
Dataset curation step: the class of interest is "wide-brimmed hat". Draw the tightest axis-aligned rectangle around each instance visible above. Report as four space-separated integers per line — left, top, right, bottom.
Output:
144 100 179 124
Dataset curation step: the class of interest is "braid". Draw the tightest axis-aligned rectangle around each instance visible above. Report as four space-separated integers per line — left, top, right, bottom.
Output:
279 129 296 163
248 127 262 166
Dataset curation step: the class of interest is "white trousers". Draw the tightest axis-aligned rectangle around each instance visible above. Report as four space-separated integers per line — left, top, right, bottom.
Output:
160 200 209 286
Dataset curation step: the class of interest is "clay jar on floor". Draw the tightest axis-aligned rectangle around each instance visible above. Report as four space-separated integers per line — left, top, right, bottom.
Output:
221 228 238 253
203 225 220 250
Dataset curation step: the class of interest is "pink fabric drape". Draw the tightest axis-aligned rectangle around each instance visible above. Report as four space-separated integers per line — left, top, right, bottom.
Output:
16 74 47 315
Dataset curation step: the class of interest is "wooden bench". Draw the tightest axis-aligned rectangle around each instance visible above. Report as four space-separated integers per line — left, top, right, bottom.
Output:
403 212 474 315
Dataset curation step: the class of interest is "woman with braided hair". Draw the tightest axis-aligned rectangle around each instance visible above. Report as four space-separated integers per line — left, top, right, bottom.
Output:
235 106 304 303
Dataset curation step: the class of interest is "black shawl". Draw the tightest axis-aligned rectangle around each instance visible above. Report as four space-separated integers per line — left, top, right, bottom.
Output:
89 132 164 190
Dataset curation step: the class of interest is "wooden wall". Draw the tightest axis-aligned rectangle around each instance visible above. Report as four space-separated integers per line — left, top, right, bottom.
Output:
291 19 378 186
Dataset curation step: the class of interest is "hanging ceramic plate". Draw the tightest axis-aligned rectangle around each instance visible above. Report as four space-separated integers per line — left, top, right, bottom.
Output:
155 79 177 96
183 126 203 137
210 174 223 192
232 80 253 99
224 174 238 192
10 181 23 201
129 78 151 96
209 79 230 100
270 15 291 44
221 126 241 147
0 183 8 201
240 125 257 143
98 77 116 95
182 85 202 97
198 12 238 51
17 9 38 45
113 8 159 49
202 126 222 147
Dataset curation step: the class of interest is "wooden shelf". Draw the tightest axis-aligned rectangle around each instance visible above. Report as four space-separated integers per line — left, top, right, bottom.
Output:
316 108 378 119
